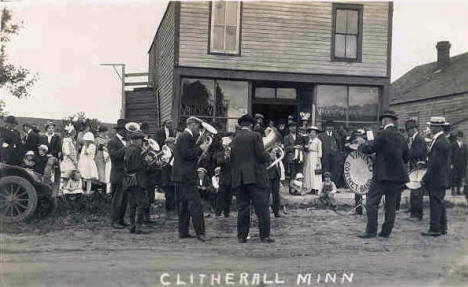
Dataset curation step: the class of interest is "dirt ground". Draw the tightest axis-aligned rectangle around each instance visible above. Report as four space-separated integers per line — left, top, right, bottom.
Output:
0 205 467 287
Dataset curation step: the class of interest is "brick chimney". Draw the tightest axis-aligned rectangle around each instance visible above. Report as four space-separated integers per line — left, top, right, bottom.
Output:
436 41 451 68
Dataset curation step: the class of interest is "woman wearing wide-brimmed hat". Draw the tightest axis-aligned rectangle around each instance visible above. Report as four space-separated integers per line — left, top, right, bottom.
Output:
303 125 322 193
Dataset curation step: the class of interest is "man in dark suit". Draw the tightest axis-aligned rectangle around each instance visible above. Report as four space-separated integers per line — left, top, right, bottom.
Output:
22 123 40 155
196 167 216 215
231 114 274 243
0 116 22 165
108 119 129 229
421 117 452 237
123 130 150 234
214 135 233 217
405 120 428 220
284 123 298 179
171 117 210 242
358 110 409 238
140 122 158 224
451 130 467 195
155 120 174 148
319 121 340 183
40 121 62 192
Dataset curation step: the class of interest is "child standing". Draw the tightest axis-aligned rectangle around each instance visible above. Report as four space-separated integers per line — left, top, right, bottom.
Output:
78 132 98 194
318 172 337 209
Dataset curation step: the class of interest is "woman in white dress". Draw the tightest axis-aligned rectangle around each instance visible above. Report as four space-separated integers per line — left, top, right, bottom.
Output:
78 132 98 194
94 126 112 194
60 124 78 190
303 125 323 194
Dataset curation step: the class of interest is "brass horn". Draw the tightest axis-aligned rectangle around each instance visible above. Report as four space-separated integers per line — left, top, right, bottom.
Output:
196 120 218 164
263 127 285 170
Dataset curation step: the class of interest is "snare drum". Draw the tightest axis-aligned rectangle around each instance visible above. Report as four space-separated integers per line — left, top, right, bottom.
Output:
406 168 427 190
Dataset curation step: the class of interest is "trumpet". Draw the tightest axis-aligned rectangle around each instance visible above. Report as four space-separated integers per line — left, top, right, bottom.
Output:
141 138 162 166
196 121 218 164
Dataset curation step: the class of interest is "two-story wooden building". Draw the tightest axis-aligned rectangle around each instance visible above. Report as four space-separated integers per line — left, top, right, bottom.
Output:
145 1 393 132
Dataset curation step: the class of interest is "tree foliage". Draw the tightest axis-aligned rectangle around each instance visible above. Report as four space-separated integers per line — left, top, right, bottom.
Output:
0 8 37 98
63 112 102 133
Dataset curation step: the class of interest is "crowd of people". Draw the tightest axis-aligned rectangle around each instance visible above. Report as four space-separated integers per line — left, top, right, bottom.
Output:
0 109 466 241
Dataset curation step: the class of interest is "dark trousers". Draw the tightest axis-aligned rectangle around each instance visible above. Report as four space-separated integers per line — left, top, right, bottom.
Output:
395 188 403 211
178 182 205 237
322 153 339 182
268 178 281 216
144 176 157 220
216 184 233 216
428 188 447 233
163 184 176 213
111 182 128 224
366 181 400 236
410 188 424 219
235 184 271 240
355 194 363 215
127 186 149 231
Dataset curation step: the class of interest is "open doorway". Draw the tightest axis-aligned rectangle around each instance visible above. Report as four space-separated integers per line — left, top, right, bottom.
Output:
252 103 296 125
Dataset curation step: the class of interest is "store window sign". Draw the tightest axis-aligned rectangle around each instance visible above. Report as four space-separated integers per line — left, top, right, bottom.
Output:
181 104 214 117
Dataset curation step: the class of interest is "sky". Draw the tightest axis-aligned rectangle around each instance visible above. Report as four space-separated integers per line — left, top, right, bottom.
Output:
1 0 467 123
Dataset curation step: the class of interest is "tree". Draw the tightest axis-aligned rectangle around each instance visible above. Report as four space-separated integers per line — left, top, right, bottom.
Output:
0 7 37 99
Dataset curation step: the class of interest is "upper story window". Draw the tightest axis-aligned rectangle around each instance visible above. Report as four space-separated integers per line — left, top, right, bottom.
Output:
209 1 241 55
331 3 363 62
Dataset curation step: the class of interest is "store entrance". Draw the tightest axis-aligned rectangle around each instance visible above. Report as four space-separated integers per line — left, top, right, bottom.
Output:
252 103 297 125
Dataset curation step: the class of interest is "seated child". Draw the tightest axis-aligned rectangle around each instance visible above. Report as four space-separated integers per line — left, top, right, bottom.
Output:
289 172 304 195
62 170 83 195
22 151 36 170
196 167 216 216
318 172 337 209
34 145 49 175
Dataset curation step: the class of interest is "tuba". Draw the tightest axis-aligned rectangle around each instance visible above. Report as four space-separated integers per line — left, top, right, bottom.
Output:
263 127 285 170
196 121 218 164
142 138 162 166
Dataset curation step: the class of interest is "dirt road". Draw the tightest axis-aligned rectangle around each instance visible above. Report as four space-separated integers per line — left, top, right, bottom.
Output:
1 207 467 287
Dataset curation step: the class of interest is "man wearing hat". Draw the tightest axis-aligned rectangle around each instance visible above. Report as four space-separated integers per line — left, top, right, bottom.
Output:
451 130 467 196
421 117 451 237
254 113 266 136
140 122 158 224
172 116 210 242
22 123 40 155
405 119 428 221
0 115 22 165
159 137 177 218
196 167 216 216
358 110 409 238
123 130 150 234
230 114 274 243
108 119 129 229
284 122 298 179
319 120 340 183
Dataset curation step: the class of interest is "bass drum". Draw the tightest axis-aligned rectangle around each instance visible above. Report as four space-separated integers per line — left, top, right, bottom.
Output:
406 168 427 190
343 151 374 195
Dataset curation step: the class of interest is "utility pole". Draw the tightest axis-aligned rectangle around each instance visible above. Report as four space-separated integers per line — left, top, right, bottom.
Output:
101 63 126 119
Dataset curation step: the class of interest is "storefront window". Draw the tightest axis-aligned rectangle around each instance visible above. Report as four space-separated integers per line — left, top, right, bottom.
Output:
349 86 379 122
180 78 215 118
316 85 379 129
180 78 248 132
277 88 296 99
316 85 348 123
255 87 275 99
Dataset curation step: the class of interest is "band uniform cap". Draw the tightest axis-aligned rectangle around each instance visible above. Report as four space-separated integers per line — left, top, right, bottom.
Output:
254 113 264 120
114 119 127 130
379 110 398 121
38 144 48 152
4 115 18 125
238 114 255 125
83 132 95 141
405 119 418 129
186 116 203 125
44 121 56 129
288 115 294 120
197 167 207 173
306 125 320 132
214 167 221 173
25 150 35 156
295 173 304 180
426 116 446 126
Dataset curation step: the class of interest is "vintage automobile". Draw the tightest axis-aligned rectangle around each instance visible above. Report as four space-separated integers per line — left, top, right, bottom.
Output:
0 162 57 223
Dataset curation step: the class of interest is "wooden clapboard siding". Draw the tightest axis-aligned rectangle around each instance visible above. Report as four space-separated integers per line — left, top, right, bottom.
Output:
178 1 390 77
148 2 176 127
125 88 158 135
